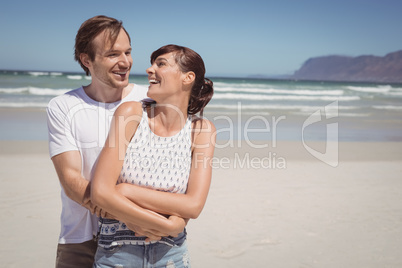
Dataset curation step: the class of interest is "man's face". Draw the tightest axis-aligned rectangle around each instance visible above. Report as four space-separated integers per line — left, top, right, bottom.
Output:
88 29 133 90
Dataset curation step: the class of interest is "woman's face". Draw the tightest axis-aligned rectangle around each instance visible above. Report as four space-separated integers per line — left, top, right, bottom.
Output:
146 52 185 101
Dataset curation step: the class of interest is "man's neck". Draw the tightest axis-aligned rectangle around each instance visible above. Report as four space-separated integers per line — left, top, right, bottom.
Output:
83 83 133 103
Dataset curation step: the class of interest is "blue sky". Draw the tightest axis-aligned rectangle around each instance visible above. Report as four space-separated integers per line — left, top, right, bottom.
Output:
1 0 401 77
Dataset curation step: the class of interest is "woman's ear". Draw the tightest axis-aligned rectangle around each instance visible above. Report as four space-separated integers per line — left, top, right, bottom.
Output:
80 53 91 69
183 71 196 85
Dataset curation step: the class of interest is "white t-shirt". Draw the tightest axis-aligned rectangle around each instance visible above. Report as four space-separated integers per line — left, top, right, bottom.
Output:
46 84 148 244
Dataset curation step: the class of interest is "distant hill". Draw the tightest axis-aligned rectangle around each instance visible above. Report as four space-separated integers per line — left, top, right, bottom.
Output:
292 50 402 83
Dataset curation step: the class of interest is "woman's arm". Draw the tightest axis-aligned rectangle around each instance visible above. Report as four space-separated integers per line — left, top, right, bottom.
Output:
91 102 185 237
116 118 216 219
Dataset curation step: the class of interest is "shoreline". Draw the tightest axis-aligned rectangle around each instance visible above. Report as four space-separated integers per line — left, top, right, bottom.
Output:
2 107 402 142
2 140 402 161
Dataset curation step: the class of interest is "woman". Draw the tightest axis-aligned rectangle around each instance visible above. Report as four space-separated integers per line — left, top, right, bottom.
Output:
91 44 215 267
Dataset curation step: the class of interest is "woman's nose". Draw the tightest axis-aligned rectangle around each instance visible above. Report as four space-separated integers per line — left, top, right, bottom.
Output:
146 66 154 74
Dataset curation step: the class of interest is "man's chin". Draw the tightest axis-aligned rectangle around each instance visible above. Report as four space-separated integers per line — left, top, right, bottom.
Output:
117 79 130 88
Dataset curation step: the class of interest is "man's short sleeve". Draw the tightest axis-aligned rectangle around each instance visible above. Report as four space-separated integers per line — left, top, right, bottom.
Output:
46 98 78 158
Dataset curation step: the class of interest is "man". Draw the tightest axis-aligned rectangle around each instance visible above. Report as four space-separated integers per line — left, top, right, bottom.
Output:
47 16 185 267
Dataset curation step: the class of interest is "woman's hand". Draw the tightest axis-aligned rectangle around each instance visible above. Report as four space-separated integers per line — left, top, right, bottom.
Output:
116 183 188 237
125 214 187 242
125 221 166 242
167 215 188 237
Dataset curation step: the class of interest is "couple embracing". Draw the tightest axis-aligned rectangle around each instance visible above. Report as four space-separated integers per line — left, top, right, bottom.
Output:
47 15 215 268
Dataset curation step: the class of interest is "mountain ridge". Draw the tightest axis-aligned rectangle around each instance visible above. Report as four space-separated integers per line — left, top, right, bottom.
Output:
292 50 402 83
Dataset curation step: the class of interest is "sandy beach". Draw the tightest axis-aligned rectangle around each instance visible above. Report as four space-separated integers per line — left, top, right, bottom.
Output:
1 138 402 267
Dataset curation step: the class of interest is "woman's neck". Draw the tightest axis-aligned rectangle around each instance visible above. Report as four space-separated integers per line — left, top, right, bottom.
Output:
147 104 188 137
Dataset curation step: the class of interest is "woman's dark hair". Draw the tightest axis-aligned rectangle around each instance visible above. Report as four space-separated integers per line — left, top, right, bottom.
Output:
150 44 214 117
74 15 130 75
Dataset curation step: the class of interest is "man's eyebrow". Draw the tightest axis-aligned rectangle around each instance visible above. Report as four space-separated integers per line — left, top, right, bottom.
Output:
105 47 132 53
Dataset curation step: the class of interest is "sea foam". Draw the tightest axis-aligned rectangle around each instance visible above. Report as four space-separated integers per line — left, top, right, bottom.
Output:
346 85 392 93
214 87 344 96
0 87 68 96
28 71 50 76
67 75 83 80
213 93 359 101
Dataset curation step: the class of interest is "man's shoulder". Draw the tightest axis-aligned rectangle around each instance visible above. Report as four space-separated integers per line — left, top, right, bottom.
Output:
133 83 147 90
47 87 85 109
128 83 148 101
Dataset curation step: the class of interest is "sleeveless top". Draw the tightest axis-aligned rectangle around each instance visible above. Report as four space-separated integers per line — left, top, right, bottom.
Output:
98 107 192 248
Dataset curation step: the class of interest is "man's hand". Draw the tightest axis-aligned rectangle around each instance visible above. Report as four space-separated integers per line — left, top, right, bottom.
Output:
81 195 112 218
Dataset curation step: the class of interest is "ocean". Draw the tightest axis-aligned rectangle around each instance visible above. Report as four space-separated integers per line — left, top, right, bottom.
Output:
1 70 402 141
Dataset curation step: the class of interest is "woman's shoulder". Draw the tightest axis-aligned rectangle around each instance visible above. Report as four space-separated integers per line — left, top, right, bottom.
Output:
191 116 215 131
115 101 143 117
191 116 216 143
190 116 216 151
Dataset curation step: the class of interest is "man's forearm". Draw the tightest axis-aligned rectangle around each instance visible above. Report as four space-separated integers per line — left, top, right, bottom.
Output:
59 173 90 205
51 152 94 210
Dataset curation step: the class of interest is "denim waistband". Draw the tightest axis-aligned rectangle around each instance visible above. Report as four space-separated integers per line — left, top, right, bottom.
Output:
98 218 187 248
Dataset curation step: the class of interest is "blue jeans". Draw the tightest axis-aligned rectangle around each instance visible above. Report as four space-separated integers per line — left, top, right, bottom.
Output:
93 240 190 268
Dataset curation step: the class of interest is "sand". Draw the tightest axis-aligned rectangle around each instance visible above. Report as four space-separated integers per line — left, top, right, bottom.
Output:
1 140 402 268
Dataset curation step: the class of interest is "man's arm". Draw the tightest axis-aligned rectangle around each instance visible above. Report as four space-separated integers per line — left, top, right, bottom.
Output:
51 150 100 215
51 150 182 241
